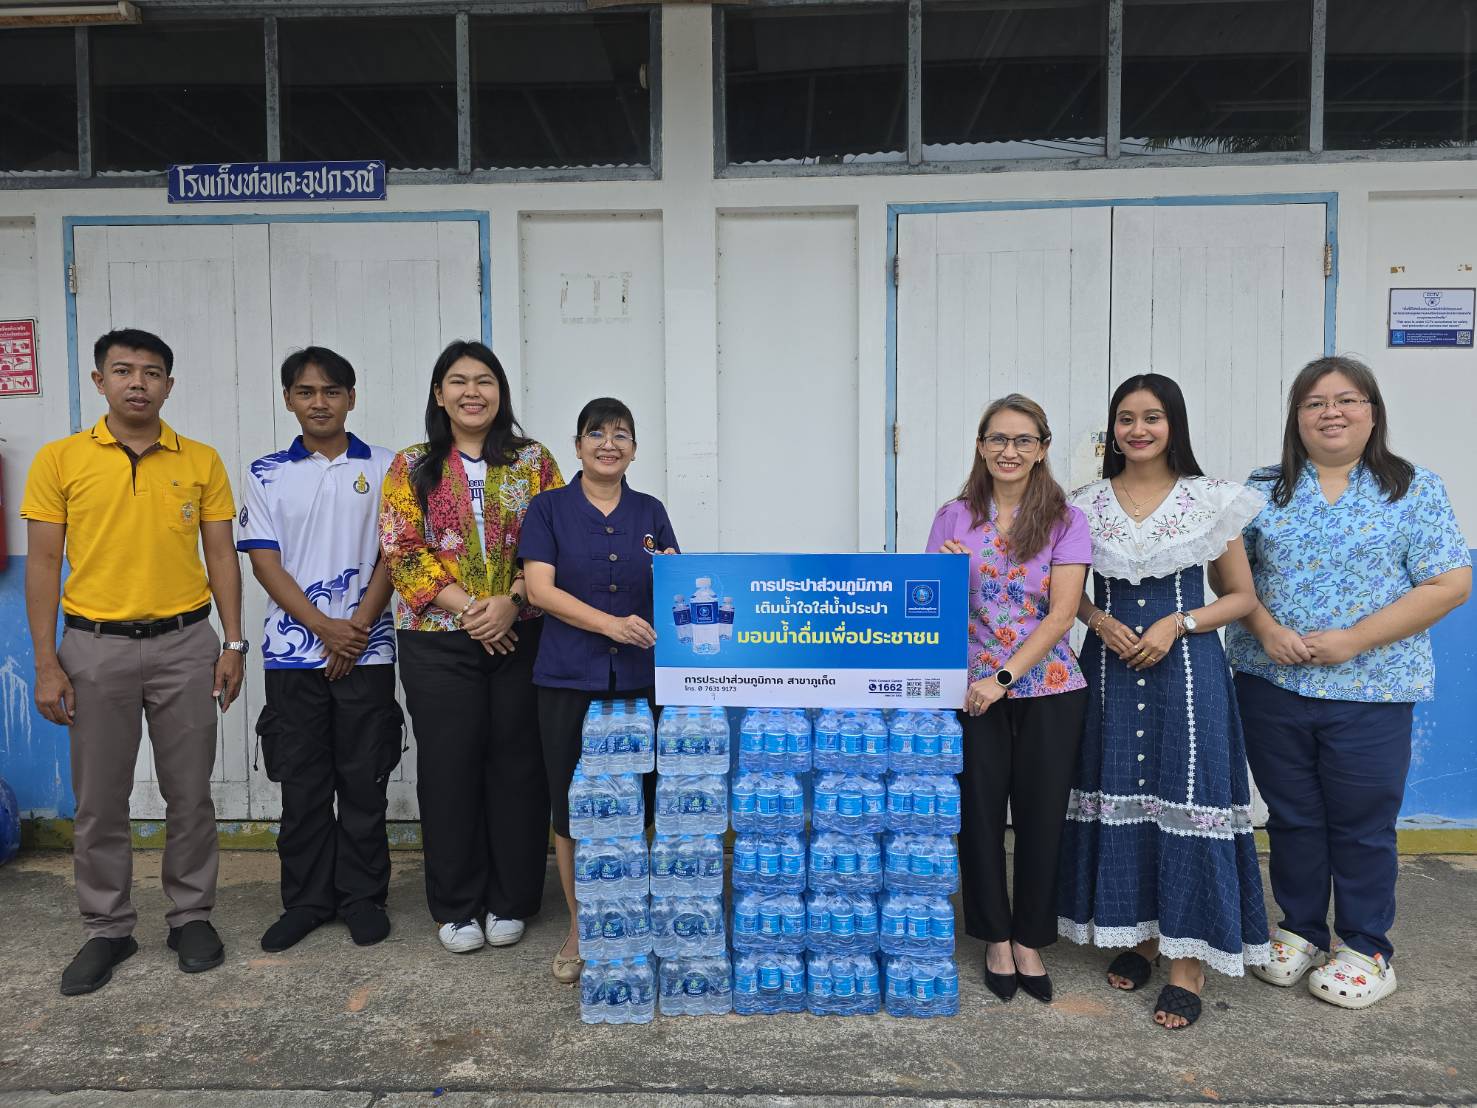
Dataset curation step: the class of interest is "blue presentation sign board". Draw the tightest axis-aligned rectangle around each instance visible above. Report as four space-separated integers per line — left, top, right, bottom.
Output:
653 552 968 709
168 160 387 203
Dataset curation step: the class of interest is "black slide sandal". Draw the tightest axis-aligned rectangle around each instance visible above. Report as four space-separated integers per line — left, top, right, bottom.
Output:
1106 950 1157 991
1153 984 1202 1030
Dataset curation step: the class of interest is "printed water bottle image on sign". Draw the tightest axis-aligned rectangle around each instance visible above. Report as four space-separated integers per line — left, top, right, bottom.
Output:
652 553 969 710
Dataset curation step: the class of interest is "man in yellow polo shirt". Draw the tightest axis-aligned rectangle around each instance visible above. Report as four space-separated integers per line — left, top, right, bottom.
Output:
22 327 246 996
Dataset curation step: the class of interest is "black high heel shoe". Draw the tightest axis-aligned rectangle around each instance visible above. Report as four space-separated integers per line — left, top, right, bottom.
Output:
1017 970 1053 1003
985 969 1019 1001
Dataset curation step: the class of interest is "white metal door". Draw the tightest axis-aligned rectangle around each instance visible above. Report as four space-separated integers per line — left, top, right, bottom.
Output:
73 223 274 821
265 219 484 820
895 207 1112 553
1109 204 1327 484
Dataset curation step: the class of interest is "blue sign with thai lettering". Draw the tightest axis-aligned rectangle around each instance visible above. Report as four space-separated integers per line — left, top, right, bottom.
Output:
168 160 387 203
653 552 968 709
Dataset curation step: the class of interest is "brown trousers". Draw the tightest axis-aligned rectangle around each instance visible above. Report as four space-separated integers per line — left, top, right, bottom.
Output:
58 618 220 938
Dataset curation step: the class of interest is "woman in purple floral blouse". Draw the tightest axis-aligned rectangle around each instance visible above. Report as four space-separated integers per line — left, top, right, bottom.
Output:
925 394 1091 1005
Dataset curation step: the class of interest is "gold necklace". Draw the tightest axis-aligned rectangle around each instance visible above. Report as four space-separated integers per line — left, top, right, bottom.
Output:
1115 477 1175 520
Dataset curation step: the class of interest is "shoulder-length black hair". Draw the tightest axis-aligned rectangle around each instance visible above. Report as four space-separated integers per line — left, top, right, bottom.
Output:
410 340 532 515
1267 354 1413 507
1101 373 1204 480
957 393 1069 563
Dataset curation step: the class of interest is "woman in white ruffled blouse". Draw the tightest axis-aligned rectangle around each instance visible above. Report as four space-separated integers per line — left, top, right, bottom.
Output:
1055 374 1268 1031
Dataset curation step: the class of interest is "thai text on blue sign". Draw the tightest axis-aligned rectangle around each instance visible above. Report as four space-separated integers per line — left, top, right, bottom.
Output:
168 161 387 203
653 552 968 709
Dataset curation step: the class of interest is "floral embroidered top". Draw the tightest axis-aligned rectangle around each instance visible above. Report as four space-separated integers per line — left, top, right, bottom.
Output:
1069 475 1266 586
1226 462 1470 703
925 498 1092 698
379 441 564 632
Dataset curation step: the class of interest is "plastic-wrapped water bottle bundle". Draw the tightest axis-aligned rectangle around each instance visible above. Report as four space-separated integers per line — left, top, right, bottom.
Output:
576 897 653 961
883 832 961 895
578 699 656 776
807 952 883 1015
883 954 960 1018
878 892 956 958
736 708 812 774
805 889 880 955
580 955 656 1024
732 951 807 1015
568 768 645 840
654 773 728 836
651 894 727 958
656 705 731 775
649 834 725 897
811 772 886 834
730 889 807 954
886 710 964 776
731 830 807 893
573 836 650 901
884 772 963 835
730 769 806 833
658 953 734 1016
812 708 890 775
807 830 884 894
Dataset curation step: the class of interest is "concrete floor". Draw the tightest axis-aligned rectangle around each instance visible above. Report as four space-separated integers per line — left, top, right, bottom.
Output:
0 849 1474 1107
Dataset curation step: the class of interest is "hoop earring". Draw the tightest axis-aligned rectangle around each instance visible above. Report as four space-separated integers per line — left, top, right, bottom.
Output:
1109 439 1124 455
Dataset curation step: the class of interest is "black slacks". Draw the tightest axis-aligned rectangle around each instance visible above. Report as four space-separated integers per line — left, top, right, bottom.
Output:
258 665 403 918
397 620 549 924
958 688 1087 948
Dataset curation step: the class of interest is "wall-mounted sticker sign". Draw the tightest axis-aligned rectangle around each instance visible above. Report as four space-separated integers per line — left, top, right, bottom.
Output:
168 160 386 203
1388 288 1474 348
0 319 39 397
653 552 969 709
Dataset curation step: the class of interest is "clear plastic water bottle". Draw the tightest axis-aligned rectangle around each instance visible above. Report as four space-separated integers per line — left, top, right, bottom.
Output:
733 891 806 954
879 892 955 957
885 772 913 832
613 773 644 837
732 952 806 1015
807 952 881 1015
577 897 652 961
938 712 964 774
912 711 942 772
656 773 726 836
631 700 656 774
701 707 731 774
575 835 648 901
605 700 633 774
689 577 721 655
738 710 765 770
883 955 914 1017
580 956 655 1025
813 709 840 770
760 710 786 771
814 773 884 835
718 596 735 641
570 769 637 839
672 594 693 645
861 711 890 775
659 953 733 1016
651 894 726 957
567 765 597 840
580 702 608 774
782 709 812 773
891 955 957 1018
883 832 960 895
888 711 916 774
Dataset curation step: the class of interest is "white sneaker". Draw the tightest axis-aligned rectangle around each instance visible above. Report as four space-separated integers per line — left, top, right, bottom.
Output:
1308 946 1397 1010
484 914 525 947
1251 927 1325 987
438 919 485 954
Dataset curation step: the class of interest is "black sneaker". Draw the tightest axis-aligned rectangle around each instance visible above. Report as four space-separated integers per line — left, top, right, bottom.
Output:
166 919 225 973
343 904 391 947
60 936 138 996
260 908 330 953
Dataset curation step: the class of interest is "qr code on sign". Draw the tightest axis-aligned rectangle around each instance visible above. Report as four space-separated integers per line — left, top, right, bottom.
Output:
906 680 922 697
925 679 942 698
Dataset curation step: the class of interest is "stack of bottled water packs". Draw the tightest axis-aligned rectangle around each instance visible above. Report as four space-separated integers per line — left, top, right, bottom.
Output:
573 700 655 1025
653 706 732 1016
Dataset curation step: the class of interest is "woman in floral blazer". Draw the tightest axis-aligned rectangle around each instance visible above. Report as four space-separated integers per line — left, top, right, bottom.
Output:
380 340 563 955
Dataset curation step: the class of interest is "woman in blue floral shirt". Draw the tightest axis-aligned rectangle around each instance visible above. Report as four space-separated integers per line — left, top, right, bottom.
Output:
1227 355 1471 1011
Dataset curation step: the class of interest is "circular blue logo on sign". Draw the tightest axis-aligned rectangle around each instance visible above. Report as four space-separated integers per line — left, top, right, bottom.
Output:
911 583 935 606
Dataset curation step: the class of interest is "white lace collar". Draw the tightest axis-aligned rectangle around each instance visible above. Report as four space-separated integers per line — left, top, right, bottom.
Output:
1069 476 1265 584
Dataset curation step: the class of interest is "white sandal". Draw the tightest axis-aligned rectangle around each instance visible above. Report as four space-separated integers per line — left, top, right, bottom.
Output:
1307 946 1397 1010
1251 927 1324 987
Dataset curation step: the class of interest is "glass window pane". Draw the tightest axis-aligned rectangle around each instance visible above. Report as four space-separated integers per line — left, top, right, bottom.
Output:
92 22 265 173
0 29 77 172
923 1 1105 161
281 17 456 170
724 7 908 166
1327 0 1477 150
471 14 650 169
1122 0 1310 155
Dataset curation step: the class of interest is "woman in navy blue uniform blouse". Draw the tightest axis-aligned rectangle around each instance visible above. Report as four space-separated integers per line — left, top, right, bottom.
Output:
519 397 679 984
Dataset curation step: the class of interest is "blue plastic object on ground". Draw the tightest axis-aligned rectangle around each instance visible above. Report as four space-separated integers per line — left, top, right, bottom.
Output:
0 776 20 865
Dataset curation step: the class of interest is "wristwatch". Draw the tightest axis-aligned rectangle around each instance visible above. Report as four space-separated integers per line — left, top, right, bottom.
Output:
222 640 250 656
1181 613 1199 633
509 585 526 608
994 668 1015 689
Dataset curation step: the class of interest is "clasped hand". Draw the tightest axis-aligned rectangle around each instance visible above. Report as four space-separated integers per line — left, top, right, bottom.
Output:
463 595 521 655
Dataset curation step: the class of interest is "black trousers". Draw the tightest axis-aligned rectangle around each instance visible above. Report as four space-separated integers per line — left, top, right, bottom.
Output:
397 620 549 924
257 665 403 918
958 688 1087 948
538 680 659 839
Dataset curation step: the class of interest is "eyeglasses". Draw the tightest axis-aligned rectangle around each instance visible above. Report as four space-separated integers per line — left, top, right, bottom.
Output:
583 429 634 447
980 433 1044 453
1298 397 1373 416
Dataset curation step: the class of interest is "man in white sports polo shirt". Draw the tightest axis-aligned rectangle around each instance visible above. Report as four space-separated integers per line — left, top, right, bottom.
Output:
237 346 401 952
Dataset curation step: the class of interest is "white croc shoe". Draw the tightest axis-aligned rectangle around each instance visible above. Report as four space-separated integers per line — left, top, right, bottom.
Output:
484 914 526 947
1308 946 1397 1010
438 919 486 954
1251 928 1325 987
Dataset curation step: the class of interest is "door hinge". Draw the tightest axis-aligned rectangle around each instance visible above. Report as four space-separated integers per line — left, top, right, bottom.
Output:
1323 242 1333 278
892 422 900 454
892 255 900 286
67 263 77 295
